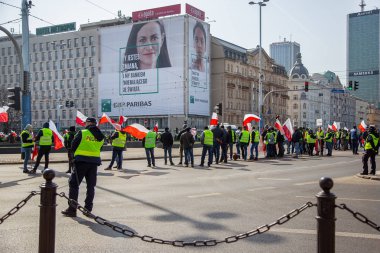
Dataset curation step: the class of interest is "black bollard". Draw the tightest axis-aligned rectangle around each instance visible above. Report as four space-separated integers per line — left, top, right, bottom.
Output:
39 169 57 253
316 177 336 253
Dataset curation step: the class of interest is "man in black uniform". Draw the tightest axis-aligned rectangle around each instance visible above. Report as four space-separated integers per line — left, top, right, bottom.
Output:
31 122 54 174
62 117 105 217
64 126 76 174
361 125 379 175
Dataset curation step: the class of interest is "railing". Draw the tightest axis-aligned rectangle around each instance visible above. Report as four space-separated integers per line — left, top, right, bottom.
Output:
1 170 379 253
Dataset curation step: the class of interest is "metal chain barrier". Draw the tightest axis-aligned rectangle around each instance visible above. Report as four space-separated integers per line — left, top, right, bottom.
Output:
0 191 40 225
336 203 380 232
57 192 315 247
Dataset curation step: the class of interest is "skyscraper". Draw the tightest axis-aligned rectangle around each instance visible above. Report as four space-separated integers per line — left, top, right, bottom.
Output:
347 8 380 107
270 39 300 74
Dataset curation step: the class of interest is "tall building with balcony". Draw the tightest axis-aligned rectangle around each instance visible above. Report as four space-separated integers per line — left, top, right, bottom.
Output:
347 8 380 108
270 39 300 74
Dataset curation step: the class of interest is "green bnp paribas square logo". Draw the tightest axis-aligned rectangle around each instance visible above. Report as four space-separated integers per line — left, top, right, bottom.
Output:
190 96 195 104
101 99 111 112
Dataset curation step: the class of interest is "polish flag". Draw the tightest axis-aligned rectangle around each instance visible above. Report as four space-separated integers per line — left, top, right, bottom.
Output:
99 113 115 124
49 120 64 150
243 114 261 126
332 121 338 132
282 118 294 141
358 120 367 132
210 112 218 126
0 106 9 123
274 119 284 134
76 110 87 127
153 122 159 133
328 124 333 130
123 123 148 139
32 142 38 160
118 116 128 125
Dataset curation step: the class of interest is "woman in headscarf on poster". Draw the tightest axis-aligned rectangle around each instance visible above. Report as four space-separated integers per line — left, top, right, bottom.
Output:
123 20 171 71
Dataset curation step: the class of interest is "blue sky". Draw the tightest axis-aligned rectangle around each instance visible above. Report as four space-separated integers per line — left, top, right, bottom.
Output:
1 0 379 84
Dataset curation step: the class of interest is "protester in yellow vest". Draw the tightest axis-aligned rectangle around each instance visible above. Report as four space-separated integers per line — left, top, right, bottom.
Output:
239 126 250 160
62 117 105 217
143 127 157 167
249 126 260 160
316 127 324 156
200 126 214 167
324 128 334 156
31 122 54 174
21 124 34 173
105 129 127 171
306 129 316 156
361 125 379 175
227 126 236 160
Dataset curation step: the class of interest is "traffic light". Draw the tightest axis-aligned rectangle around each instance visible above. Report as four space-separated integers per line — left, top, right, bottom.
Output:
304 81 309 92
348 81 353 90
70 101 74 107
354 81 359 90
7 87 21 110
65 100 70 107
214 103 222 115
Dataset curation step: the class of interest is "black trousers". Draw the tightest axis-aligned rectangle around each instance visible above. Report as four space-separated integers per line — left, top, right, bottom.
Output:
362 149 376 174
33 146 51 170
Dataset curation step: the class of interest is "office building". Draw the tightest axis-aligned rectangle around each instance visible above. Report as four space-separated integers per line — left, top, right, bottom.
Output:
270 39 300 74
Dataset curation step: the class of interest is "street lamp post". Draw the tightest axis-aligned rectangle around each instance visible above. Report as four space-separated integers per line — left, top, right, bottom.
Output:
249 0 269 131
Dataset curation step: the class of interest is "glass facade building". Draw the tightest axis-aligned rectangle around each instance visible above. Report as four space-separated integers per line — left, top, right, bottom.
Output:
347 9 380 107
270 40 300 75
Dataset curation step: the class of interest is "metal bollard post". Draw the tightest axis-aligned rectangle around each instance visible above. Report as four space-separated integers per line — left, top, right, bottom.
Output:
39 169 57 253
316 177 336 253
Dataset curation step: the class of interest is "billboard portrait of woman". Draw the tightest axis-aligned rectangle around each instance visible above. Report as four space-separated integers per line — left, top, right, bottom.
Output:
123 21 172 71
191 21 207 72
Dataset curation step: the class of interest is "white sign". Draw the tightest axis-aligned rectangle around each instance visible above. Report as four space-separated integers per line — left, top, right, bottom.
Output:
316 118 323 126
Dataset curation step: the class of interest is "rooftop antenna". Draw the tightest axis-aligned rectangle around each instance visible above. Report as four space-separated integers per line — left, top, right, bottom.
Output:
359 0 366 12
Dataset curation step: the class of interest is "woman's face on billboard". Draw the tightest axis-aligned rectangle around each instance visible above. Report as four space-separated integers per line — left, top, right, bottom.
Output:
194 27 206 59
136 22 164 69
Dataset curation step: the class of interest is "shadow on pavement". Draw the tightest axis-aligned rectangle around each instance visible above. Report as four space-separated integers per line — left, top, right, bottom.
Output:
0 176 35 189
205 211 238 220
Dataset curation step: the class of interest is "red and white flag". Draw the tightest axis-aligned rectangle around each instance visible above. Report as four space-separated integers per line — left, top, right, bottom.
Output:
49 120 64 150
274 119 284 134
0 106 9 123
358 120 367 132
210 112 218 126
332 121 338 132
123 123 149 139
153 122 159 132
243 114 261 126
118 116 128 125
328 124 333 130
76 110 87 127
99 113 116 125
31 142 38 160
282 118 294 141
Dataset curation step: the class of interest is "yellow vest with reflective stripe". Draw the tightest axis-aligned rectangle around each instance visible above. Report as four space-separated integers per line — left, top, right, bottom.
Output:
324 132 333 143
250 130 260 143
204 130 213 146
230 130 235 142
145 131 156 148
21 130 34 148
74 129 104 157
240 130 249 144
39 128 53 146
112 131 126 148
365 134 379 151
317 130 324 139
307 133 316 144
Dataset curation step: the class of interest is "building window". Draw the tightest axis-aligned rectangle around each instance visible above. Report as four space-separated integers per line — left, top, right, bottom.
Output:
89 36 94 45
67 39 71 48
81 37 86 46
74 38 79 47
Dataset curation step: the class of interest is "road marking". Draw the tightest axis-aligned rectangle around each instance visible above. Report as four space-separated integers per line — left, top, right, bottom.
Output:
257 178 291 181
296 195 380 202
271 228 380 239
294 181 317 186
188 193 221 198
247 186 276 191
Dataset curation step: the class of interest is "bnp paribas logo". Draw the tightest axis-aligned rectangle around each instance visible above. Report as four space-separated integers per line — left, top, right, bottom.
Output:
101 99 111 112
190 96 195 104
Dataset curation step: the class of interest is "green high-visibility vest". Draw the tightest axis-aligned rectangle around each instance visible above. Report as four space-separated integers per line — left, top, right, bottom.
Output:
250 130 260 143
145 131 156 148
324 132 333 143
230 130 235 142
204 130 213 146
21 130 34 148
365 134 379 151
307 133 316 144
112 131 126 148
39 128 53 146
240 130 249 144
317 130 324 139
74 129 104 157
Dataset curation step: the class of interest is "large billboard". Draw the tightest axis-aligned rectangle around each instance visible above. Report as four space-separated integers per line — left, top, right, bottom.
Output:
99 16 186 116
188 17 210 116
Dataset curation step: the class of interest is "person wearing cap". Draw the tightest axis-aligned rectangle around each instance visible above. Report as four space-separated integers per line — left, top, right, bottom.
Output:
64 126 76 174
180 127 195 167
105 127 127 170
142 127 157 167
160 127 175 165
31 122 54 174
361 125 379 175
20 124 34 173
61 117 105 217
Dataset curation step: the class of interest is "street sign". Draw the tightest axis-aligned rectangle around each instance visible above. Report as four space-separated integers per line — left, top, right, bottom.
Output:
331 88 345 93
316 118 322 126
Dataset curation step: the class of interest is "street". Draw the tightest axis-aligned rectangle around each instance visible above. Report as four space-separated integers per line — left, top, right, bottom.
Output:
0 150 379 252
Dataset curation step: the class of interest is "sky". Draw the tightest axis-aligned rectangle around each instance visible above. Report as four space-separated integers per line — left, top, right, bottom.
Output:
1 0 379 85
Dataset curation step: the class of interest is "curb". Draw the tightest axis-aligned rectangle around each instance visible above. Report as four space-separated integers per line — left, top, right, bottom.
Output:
355 173 380 181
